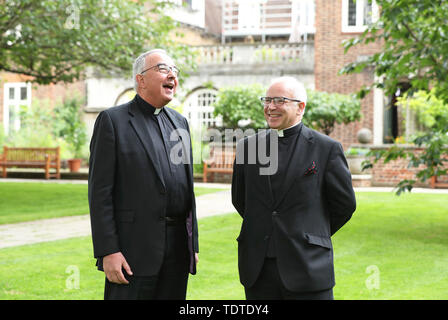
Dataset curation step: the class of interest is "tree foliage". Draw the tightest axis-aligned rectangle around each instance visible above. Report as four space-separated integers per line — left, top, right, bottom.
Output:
0 0 195 84
340 0 448 104
212 84 361 136
341 0 448 194
53 95 88 159
396 89 448 133
303 90 362 135
212 84 266 130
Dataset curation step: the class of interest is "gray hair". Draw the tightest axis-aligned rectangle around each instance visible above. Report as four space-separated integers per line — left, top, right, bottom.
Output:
133 49 167 91
269 76 307 104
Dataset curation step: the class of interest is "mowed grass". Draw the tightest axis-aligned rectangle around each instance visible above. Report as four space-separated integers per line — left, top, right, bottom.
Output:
0 182 224 225
0 191 447 299
0 182 89 224
332 192 448 300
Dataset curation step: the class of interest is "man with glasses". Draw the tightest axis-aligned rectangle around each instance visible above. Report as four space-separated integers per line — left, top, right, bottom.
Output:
88 49 198 300
232 76 356 300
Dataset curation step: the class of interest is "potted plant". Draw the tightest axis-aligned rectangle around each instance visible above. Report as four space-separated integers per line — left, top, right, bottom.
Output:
345 147 370 174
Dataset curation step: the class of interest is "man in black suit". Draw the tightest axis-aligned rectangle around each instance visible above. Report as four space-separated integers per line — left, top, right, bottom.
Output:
232 77 356 300
88 49 198 300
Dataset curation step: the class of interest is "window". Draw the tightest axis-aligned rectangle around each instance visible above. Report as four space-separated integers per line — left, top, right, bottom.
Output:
3 82 32 134
290 0 316 41
342 0 379 33
238 1 262 31
183 88 221 131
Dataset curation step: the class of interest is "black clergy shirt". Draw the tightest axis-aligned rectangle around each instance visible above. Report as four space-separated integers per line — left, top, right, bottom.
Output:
269 122 303 204
136 94 191 219
267 122 303 257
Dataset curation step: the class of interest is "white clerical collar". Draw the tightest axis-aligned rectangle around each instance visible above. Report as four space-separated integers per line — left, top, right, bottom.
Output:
273 121 301 137
154 107 163 115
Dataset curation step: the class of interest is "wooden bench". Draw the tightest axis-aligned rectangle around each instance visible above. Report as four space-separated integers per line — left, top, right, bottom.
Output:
0 146 61 179
430 175 448 188
203 148 235 182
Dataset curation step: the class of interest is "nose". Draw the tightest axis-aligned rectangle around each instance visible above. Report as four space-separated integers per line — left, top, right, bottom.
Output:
167 71 176 79
265 102 278 111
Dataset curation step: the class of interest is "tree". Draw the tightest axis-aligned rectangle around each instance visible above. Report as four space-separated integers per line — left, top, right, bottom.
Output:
213 84 266 130
341 0 448 104
0 0 195 84
303 90 361 136
340 0 448 194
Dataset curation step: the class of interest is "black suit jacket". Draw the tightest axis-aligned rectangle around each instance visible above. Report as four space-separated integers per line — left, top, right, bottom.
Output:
232 125 356 292
88 96 198 276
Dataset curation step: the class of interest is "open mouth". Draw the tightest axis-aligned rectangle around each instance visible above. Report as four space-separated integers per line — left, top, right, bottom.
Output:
163 83 175 90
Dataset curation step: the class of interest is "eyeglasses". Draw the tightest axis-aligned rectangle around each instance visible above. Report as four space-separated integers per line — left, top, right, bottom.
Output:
140 63 180 77
260 96 302 106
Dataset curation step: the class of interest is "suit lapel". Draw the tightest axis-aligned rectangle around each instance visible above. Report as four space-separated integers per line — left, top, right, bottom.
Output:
273 125 314 208
257 130 275 209
127 99 166 188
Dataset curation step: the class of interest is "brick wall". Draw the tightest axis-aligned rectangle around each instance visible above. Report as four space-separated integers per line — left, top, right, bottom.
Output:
368 146 448 188
315 0 383 150
31 80 86 109
0 71 86 125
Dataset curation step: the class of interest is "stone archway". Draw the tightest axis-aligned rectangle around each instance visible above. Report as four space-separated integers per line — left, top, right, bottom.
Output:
114 88 136 106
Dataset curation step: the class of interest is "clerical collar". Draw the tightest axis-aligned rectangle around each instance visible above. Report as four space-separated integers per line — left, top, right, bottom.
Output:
273 122 302 138
136 94 164 116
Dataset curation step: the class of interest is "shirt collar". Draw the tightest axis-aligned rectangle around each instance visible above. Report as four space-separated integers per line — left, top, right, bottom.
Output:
273 121 302 138
136 94 164 116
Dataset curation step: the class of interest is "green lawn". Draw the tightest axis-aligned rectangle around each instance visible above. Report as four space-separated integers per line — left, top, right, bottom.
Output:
0 191 447 299
0 182 223 225
333 192 448 300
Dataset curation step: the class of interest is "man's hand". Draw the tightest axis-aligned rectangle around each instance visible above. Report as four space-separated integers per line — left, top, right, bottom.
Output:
103 252 133 284
195 253 199 264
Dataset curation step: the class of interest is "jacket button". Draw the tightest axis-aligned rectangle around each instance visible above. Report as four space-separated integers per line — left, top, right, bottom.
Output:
272 211 278 215
264 236 270 241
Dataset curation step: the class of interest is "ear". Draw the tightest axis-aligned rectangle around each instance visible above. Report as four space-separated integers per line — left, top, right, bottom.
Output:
136 73 145 89
297 102 306 115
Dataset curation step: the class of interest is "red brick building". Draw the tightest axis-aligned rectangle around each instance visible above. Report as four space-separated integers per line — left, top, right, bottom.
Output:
0 71 85 135
315 0 383 149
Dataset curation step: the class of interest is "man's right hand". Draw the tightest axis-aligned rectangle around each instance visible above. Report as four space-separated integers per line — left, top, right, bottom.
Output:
103 252 133 284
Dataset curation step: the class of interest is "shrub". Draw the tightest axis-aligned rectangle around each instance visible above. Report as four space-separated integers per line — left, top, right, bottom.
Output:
53 95 88 159
303 90 362 135
212 84 266 130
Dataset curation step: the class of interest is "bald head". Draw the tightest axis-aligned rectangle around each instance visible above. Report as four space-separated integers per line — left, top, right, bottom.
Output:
268 76 307 104
264 77 307 130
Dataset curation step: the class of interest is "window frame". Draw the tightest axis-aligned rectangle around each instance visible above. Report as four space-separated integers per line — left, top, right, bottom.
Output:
341 0 379 33
3 82 32 134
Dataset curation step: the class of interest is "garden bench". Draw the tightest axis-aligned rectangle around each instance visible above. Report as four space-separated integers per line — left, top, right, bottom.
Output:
0 146 61 179
430 175 448 189
203 148 235 182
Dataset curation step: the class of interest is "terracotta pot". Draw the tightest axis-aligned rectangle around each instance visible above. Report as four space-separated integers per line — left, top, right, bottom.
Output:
67 158 82 173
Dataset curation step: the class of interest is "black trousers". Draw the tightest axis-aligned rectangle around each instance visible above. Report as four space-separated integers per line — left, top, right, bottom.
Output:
245 258 334 300
104 223 190 300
